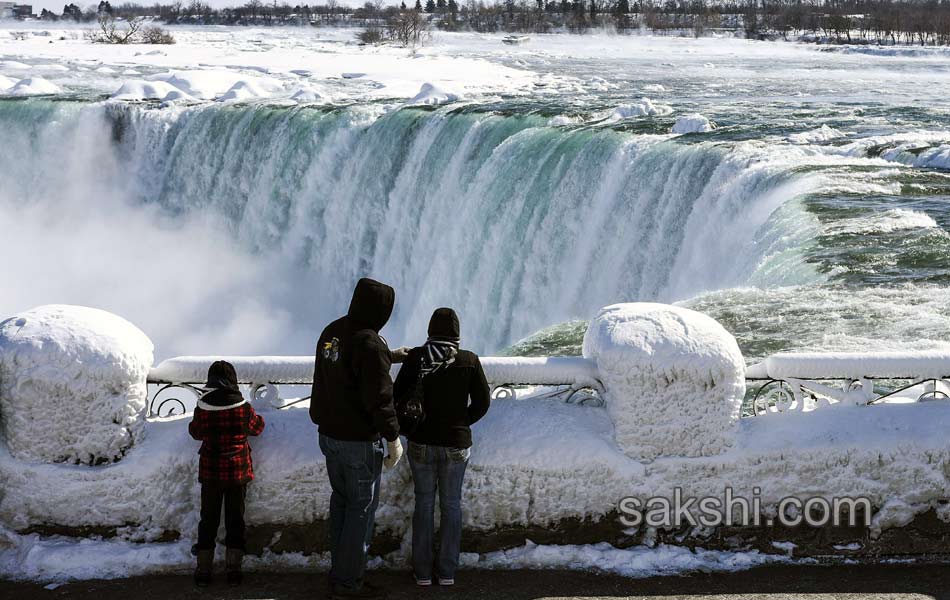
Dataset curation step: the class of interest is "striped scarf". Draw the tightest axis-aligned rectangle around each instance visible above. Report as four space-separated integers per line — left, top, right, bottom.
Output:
419 337 460 378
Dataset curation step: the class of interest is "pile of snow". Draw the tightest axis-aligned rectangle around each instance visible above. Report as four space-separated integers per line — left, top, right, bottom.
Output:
0 75 16 91
0 305 153 465
218 79 271 103
474 541 788 576
408 82 462 106
6 77 61 96
671 113 713 134
583 303 745 461
787 124 844 144
607 98 672 121
642 83 666 92
109 80 195 103
147 70 283 102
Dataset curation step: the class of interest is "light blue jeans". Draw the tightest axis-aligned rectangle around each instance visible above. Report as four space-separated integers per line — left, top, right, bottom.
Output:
407 441 470 581
319 434 384 591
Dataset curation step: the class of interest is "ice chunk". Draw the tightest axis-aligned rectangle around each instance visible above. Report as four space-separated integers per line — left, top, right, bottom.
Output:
671 113 713 134
290 87 327 103
787 124 844 144
608 97 672 120
0 305 153 465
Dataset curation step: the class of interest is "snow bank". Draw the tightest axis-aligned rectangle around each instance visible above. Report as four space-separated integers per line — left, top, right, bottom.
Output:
7 77 61 96
608 98 672 120
582 303 745 461
671 113 713 134
109 80 195 103
0 305 153 465
146 70 283 102
408 82 461 106
475 541 788 575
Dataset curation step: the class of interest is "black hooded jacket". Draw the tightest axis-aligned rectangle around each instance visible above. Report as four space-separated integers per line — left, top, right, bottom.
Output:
393 308 490 449
310 278 400 442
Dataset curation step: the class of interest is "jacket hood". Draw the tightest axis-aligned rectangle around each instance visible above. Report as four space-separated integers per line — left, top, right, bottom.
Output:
200 360 245 408
347 278 395 332
428 307 460 340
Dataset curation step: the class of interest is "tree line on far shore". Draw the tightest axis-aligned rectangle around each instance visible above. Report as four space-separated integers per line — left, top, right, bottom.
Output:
37 0 950 46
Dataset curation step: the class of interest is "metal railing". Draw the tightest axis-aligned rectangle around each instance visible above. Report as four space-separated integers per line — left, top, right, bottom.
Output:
146 355 604 418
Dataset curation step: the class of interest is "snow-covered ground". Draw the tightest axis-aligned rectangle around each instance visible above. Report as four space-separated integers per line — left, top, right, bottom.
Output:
0 25 541 104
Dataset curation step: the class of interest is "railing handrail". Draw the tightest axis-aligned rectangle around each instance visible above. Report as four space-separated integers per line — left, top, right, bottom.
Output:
148 354 602 388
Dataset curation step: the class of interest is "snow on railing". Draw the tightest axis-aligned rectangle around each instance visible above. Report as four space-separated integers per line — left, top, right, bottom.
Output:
147 355 603 417
745 350 950 416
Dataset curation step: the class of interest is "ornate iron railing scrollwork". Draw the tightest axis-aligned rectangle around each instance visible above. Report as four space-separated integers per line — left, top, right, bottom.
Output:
749 376 950 416
148 383 203 418
489 383 604 407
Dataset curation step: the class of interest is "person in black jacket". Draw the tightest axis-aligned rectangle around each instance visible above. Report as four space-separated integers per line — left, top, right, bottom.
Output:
393 307 490 588
311 278 405 600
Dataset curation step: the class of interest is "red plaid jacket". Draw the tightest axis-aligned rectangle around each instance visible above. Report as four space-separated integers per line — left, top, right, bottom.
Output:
189 401 265 486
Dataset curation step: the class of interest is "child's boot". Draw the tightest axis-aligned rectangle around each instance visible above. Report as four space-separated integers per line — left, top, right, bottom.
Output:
194 549 213 587
225 548 243 586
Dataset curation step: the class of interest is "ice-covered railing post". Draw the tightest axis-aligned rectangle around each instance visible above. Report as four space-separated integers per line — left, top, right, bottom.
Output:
0 305 154 465
582 303 746 462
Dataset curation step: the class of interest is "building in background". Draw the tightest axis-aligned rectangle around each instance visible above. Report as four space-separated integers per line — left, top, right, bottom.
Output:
0 2 34 18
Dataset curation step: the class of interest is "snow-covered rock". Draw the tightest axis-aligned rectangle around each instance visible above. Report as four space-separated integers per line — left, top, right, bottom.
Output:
582 303 745 461
671 113 713 134
0 305 153 465
7 77 62 96
408 82 461 106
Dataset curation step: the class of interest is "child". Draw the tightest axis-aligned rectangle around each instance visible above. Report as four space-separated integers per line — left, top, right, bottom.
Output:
188 360 265 587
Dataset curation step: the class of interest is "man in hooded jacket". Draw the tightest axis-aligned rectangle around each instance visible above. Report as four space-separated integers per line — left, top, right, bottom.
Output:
311 278 404 600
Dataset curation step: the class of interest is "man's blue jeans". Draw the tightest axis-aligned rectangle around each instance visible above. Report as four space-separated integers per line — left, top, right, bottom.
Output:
319 434 384 591
407 441 470 581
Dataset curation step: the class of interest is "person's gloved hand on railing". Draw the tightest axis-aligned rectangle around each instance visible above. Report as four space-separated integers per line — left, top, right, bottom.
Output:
391 346 412 364
384 436 404 469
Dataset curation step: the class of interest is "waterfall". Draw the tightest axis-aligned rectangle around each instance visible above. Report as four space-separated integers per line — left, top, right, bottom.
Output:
0 99 817 354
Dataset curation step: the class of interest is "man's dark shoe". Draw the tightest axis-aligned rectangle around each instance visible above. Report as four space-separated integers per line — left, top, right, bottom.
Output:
327 581 386 600
225 548 243 586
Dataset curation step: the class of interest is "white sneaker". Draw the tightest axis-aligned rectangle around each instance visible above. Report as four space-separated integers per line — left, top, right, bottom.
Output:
438 578 455 586
415 577 432 587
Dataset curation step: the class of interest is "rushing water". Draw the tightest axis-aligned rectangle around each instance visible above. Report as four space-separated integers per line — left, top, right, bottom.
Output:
3 38 950 359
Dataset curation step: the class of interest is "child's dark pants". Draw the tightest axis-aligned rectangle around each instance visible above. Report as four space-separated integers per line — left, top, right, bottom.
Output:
196 483 247 551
